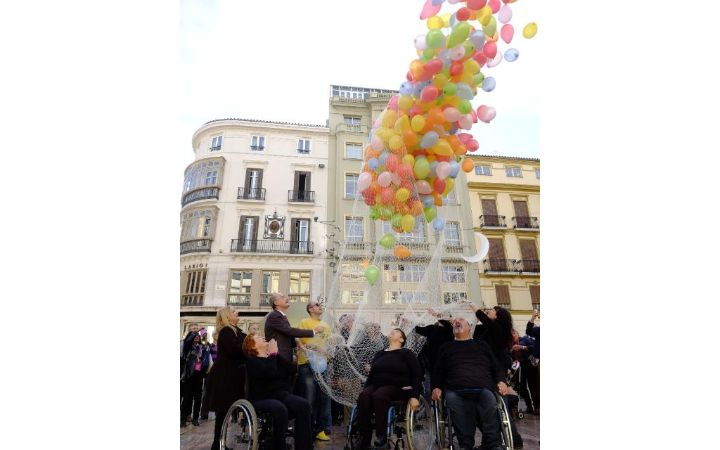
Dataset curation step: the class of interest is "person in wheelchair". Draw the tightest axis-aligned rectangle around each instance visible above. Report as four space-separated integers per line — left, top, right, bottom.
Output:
242 332 313 450
355 328 422 450
431 317 509 450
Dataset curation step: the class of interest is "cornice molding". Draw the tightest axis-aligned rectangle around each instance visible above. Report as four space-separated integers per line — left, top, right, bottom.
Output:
467 182 540 193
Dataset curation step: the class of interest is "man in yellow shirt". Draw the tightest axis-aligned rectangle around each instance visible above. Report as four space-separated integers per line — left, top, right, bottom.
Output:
296 298 332 441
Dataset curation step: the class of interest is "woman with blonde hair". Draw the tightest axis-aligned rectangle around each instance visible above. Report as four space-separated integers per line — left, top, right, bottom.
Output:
208 307 247 450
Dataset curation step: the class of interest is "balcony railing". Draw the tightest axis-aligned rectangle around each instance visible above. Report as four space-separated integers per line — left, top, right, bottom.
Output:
237 187 266 201
335 123 369 134
396 240 430 251
517 259 540 273
182 187 219 207
445 243 467 253
209 145 222 151
250 145 264 151
479 215 507 228
181 295 204 306
228 294 251 307
483 259 541 274
180 239 212 254
230 239 314 255
512 216 540 230
288 190 315 202
344 240 370 250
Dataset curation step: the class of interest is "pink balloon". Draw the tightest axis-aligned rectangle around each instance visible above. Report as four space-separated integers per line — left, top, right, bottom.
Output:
489 0 501 13
483 41 497 59
501 24 514 44
371 135 384 151
457 133 473 143
381 187 395 204
467 0 487 8
416 180 433 195
466 139 480 151
443 107 462 122
477 105 497 123
420 85 440 103
419 0 441 19
378 171 392 187
386 154 399 171
498 5 513 23
391 172 402 186
436 162 451 180
458 115 473 130
357 172 372 192
387 95 400 111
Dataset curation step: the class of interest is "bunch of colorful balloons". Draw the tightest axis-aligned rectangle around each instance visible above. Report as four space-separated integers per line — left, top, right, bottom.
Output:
360 0 536 285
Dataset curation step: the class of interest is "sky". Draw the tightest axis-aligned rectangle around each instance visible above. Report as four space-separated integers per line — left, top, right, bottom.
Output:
180 0 540 159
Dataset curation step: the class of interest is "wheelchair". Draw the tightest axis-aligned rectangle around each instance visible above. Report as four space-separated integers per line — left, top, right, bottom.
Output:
345 395 435 450
432 391 513 450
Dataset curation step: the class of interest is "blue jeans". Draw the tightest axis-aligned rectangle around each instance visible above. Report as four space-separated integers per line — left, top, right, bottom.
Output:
444 388 501 450
297 364 332 434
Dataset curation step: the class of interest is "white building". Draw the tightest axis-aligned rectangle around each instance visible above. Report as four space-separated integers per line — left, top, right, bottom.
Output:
180 118 330 336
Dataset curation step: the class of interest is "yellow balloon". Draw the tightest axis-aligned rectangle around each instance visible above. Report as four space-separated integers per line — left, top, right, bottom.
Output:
389 135 404 152
382 110 398 129
395 188 410 202
483 17 497 37
394 115 410 133
432 72 449 88
440 13 452 28
402 154 416 167
401 214 416 233
398 95 414 112
432 139 454 157
478 6 492 25
376 127 394 143
411 115 426 133
427 16 444 30
464 59 481 74
523 22 538 39
443 178 454 196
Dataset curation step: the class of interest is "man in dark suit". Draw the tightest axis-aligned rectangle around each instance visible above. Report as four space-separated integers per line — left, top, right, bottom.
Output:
264 292 324 364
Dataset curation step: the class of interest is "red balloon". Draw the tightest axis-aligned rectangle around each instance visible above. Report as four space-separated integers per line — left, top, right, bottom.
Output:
433 177 446 194
456 7 471 21
424 59 443 75
467 0 487 9
466 139 479 151
450 61 463 76
472 51 488 67
483 41 497 59
421 85 440 103
381 187 395 204
489 0 501 13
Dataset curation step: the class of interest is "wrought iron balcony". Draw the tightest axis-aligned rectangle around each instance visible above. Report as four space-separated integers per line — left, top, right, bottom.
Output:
180 239 212 255
182 187 219 207
209 145 222 151
512 216 540 230
517 259 540 273
396 240 430 251
181 295 204 306
230 239 314 255
483 258 518 273
335 123 369 134
444 244 467 254
344 240 370 250
237 187 266 201
250 145 265 151
228 294 251 307
479 215 507 228
288 190 315 202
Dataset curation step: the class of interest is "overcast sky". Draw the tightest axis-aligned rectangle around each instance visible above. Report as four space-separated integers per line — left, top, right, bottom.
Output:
181 0 540 158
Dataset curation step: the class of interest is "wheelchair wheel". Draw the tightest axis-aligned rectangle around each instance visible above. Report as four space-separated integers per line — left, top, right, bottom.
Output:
220 399 258 450
432 400 458 450
344 406 363 450
406 396 435 450
495 394 514 450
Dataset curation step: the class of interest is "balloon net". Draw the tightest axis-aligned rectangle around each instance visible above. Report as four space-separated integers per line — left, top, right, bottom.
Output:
311 0 536 408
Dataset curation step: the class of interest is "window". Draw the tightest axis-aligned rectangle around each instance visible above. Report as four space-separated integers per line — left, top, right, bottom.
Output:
340 263 365 282
495 284 511 309
261 271 280 305
290 219 311 253
384 291 428 305
345 174 360 198
228 271 252 306
210 135 223 151
289 271 311 303
181 209 216 241
297 139 311 154
506 166 522 178
346 142 363 160
341 290 367 305
382 220 426 242
251 135 265 150
183 159 222 193
442 265 465 283
535 168 540 179
333 86 370 99
383 263 425 282
530 285 540 311
443 292 468 304
475 164 491 176
445 188 457 205
444 222 461 245
345 216 364 242
182 269 207 306
344 116 362 126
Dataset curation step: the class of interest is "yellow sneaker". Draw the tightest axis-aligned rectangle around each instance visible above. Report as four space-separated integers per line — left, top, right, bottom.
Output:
315 431 331 441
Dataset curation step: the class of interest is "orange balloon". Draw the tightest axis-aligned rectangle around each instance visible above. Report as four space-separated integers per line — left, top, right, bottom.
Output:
403 128 419 147
433 191 443 206
462 157 475 172
410 200 424 216
360 259 370 269
410 60 424 80
393 225 404 233
397 203 411 215
427 107 446 125
394 245 412 260
455 144 468 156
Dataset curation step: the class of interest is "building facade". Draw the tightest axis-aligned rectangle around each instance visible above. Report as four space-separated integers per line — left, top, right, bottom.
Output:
179 118 330 337
325 85 482 331
466 154 540 326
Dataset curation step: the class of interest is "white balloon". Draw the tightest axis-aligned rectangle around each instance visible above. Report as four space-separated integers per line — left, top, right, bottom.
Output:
462 232 489 263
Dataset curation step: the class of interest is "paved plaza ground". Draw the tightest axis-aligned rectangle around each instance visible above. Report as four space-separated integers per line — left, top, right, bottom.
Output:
180 401 540 450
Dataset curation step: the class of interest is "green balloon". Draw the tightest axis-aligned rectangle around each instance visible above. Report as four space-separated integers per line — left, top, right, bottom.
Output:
472 73 485 87
463 41 475 57
443 82 457 96
379 207 392 221
414 158 431 179
422 48 435 62
424 206 437 222
483 17 497 38
426 29 444 49
379 233 395 249
391 213 402 228
458 100 472 114
365 265 380 285
447 22 470 49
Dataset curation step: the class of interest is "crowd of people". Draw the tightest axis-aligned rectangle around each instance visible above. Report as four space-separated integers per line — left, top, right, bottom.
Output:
179 294 541 450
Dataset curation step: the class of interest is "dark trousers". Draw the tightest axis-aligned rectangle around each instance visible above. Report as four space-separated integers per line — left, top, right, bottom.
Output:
356 385 408 446
445 389 500 450
211 405 229 450
254 392 312 450
502 395 523 445
200 375 212 418
525 362 540 411
181 372 204 422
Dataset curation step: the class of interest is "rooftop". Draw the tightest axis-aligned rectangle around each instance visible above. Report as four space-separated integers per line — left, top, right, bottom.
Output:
202 117 327 129
469 153 540 162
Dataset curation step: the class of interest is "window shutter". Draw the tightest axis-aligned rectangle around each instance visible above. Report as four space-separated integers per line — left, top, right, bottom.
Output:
256 169 264 190
513 200 529 218
482 199 498 216
488 238 506 270
495 285 510 305
529 285 540 303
